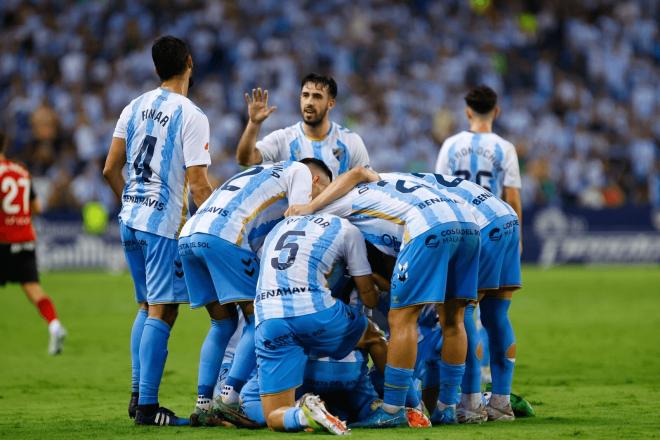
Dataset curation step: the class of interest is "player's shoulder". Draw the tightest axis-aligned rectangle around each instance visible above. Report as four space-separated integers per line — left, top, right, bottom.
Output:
176 95 207 120
333 122 364 143
442 130 472 147
488 132 516 151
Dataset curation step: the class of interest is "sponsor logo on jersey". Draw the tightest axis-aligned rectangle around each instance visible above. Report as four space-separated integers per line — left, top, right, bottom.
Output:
256 286 317 302
122 195 165 211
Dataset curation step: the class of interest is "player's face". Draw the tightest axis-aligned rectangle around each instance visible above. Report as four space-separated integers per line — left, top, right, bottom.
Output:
300 82 334 127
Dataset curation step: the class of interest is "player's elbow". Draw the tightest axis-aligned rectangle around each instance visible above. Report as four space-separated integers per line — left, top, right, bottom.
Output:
102 163 116 182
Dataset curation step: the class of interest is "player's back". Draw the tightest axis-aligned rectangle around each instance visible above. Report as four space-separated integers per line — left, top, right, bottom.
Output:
180 161 311 252
403 172 516 228
326 174 476 249
117 87 209 239
257 122 369 178
255 214 362 324
435 131 520 198
0 159 35 243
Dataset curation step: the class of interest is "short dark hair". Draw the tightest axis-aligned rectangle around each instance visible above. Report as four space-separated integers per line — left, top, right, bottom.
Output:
300 73 337 99
152 36 191 82
299 158 333 182
464 85 498 115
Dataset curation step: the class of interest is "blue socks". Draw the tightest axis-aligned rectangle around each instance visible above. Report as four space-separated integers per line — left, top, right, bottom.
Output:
225 315 256 393
130 308 148 393
477 306 490 368
138 317 171 405
406 378 422 409
480 297 515 395
283 407 305 431
462 303 481 394
439 360 464 406
197 317 238 399
383 365 413 410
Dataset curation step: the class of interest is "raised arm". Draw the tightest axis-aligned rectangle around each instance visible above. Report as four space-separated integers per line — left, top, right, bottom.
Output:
103 137 127 199
236 88 276 166
285 166 379 216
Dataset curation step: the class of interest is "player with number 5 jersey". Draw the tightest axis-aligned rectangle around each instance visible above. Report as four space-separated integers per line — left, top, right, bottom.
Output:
103 36 214 427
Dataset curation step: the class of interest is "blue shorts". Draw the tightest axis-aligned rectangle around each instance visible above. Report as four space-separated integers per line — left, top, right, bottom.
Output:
390 221 480 309
178 233 259 308
255 301 368 395
120 223 187 304
479 215 522 290
414 324 442 389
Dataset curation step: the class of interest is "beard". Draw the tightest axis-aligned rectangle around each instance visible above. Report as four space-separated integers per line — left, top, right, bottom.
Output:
302 107 327 128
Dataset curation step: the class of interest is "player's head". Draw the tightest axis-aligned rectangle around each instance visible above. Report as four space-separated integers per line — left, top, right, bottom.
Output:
299 73 337 128
152 36 194 91
464 85 499 121
300 158 332 199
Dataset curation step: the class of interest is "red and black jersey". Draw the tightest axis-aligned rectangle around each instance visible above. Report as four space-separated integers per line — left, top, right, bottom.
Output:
0 159 37 243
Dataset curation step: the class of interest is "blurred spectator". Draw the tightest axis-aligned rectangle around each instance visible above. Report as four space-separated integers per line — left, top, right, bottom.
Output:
0 0 656 214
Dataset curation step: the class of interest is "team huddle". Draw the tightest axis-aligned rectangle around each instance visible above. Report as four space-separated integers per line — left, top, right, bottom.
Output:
102 36 530 433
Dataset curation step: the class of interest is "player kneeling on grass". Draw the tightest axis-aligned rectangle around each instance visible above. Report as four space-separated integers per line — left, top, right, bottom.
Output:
178 159 333 425
254 213 383 434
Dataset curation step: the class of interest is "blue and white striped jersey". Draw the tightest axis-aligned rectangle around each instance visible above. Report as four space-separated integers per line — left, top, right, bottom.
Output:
180 161 312 253
435 131 521 198
318 174 477 256
113 88 211 239
388 172 517 229
257 122 369 178
255 214 372 324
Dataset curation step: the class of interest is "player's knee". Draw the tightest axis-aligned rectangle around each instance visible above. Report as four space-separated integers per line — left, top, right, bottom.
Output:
388 306 421 329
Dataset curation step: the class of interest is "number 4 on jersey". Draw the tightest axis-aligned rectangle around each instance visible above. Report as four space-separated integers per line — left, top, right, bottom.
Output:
134 135 157 183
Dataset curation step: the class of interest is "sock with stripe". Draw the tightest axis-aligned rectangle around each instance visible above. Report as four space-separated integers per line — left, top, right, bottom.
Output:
383 365 413 413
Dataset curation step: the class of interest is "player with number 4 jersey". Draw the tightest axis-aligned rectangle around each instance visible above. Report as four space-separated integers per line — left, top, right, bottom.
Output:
103 36 214 426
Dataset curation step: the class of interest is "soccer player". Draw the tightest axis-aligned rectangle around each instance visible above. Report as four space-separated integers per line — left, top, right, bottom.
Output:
178 158 333 425
435 85 522 223
255 213 383 434
407 172 521 422
103 36 213 426
235 73 370 178
289 173 480 427
0 131 67 355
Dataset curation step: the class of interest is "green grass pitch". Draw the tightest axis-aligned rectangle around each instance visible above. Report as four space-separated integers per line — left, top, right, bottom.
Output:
1 266 659 439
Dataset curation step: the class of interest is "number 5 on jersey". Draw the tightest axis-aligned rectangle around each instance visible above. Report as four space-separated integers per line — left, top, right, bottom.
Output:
270 231 305 270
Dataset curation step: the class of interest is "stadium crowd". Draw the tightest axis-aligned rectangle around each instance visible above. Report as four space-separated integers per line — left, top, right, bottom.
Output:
0 0 657 213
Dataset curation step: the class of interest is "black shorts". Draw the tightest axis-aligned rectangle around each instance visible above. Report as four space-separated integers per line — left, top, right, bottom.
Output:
0 242 39 286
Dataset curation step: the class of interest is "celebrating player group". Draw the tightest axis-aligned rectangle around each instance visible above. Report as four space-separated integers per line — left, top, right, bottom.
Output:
101 35 532 433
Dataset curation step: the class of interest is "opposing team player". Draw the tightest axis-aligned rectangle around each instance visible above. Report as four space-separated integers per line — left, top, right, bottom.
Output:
103 36 213 426
178 159 333 425
288 173 480 427
0 131 67 355
254 213 383 434
236 73 370 178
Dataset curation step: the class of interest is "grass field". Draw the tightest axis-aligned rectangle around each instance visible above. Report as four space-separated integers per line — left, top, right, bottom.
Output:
1 266 660 439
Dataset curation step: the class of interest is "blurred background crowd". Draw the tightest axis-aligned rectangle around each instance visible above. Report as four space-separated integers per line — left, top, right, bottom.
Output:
0 0 657 215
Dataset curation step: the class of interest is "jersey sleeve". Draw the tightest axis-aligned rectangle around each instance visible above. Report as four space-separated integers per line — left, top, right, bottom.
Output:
256 129 287 163
286 163 313 205
348 134 371 169
342 223 372 277
502 144 522 188
435 140 451 174
112 104 132 139
182 107 212 168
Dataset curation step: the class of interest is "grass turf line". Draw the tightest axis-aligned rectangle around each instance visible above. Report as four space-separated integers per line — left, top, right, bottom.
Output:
0 266 659 439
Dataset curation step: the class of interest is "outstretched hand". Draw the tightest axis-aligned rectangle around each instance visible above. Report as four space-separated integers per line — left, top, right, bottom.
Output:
245 88 276 124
